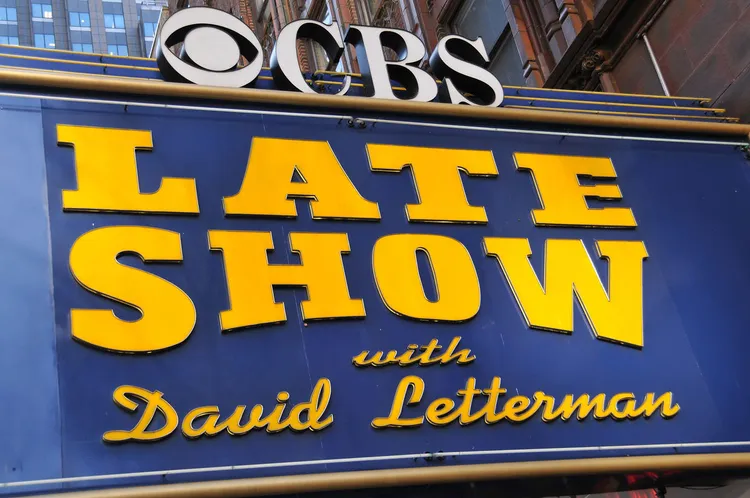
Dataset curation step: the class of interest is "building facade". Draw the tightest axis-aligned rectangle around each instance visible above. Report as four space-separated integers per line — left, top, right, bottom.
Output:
161 0 750 122
0 0 165 57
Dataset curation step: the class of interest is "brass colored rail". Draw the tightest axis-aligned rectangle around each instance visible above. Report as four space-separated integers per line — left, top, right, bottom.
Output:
0 67 747 140
39 453 750 498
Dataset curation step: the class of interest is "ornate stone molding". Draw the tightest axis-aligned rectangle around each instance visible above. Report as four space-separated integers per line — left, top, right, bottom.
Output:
562 47 608 89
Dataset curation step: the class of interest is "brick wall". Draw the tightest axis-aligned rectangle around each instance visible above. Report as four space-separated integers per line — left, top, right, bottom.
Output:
613 0 750 121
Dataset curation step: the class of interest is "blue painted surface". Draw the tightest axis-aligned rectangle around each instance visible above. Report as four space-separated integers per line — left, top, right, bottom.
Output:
0 96 62 493
0 88 747 495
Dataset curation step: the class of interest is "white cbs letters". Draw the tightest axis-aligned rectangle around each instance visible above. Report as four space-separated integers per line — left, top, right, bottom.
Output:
156 7 505 106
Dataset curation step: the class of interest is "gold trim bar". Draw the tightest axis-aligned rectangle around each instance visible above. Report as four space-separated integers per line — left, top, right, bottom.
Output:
39 453 750 498
0 68 748 140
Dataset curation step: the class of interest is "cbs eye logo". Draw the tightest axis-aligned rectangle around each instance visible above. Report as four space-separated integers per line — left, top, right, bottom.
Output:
155 7 263 88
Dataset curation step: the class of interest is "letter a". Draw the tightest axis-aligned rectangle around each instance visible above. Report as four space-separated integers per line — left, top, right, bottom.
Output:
223 138 380 220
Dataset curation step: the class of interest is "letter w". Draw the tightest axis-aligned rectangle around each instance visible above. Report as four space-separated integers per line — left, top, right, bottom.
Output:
483 238 648 348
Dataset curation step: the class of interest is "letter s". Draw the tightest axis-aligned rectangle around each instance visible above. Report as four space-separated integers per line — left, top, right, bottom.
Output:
69 226 196 353
429 35 504 107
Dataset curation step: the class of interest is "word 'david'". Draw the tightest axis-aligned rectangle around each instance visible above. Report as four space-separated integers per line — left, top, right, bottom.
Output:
58 124 647 354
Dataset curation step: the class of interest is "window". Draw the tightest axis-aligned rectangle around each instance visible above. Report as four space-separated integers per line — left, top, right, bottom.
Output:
0 35 18 44
69 11 90 27
104 13 125 29
143 21 157 37
34 33 55 47
32 2 52 19
452 0 525 87
0 7 17 21
72 42 93 52
107 44 127 55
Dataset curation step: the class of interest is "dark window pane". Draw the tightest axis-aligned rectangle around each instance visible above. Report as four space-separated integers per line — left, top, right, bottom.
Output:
488 34 525 86
453 0 508 51
81 30 91 42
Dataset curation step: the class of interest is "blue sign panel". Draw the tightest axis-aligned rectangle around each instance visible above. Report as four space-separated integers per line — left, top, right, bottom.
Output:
1 91 750 495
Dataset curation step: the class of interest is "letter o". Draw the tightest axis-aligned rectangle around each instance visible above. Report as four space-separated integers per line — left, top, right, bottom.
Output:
372 234 480 322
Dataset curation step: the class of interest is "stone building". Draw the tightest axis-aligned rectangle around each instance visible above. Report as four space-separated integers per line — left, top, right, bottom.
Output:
163 0 750 121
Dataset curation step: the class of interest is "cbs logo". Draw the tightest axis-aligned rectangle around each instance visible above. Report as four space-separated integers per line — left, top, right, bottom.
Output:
155 7 263 88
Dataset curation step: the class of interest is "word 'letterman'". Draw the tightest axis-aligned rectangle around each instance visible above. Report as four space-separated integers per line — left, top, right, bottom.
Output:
59 124 647 354
104 338 678 442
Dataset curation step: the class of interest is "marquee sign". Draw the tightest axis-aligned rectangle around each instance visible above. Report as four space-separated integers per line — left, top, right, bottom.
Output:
2 40 750 497
156 7 505 106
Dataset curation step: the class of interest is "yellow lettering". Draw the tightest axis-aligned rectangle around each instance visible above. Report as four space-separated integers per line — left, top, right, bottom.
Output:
103 386 178 442
286 378 334 431
606 393 636 420
437 336 476 365
484 238 648 348
456 377 483 425
69 226 196 353
182 406 220 439
373 234 480 322
58 125 199 214
262 392 292 433
367 144 497 223
630 392 680 419
541 394 609 422
501 396 533 423
224 138 380 220
514 152 636 228
352 338 473 367
482 377 508 423
425 398 456 426
209 231 365 330
372 375 425 428
177 379 333 438
372 378 677 428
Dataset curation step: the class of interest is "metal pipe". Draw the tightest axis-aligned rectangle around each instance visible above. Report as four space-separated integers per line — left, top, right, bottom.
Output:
0 67 747 139
36 452 750 498
642 33 670 96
